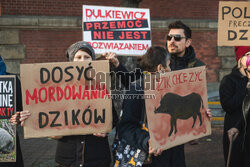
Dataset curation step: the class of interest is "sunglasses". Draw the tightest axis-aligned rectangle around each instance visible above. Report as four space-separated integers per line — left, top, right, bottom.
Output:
167 34 186 41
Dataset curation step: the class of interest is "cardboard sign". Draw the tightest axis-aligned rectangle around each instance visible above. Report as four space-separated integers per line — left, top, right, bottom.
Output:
20 60 112 139
0 75 16 162
144 66 211 150
218 1 250 46
82 5 151 56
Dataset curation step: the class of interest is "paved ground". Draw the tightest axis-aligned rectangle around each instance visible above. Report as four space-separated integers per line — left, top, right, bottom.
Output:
17 125 225 167
185 126 224 167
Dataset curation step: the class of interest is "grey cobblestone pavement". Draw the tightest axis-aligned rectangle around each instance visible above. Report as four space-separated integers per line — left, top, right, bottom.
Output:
17 125 224 167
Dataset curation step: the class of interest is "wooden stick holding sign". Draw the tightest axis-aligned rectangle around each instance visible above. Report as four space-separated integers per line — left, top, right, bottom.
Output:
0 75 16 162
20 60 112 139
144 66 211 151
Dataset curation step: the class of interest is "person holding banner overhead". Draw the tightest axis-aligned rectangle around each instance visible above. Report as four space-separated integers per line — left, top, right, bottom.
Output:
11 41 118 167
0 55 24 167
220 46 250 167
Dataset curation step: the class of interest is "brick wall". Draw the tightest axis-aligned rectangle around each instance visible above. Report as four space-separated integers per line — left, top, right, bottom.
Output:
20 30 82 63
1 0 120 16
2 0 239 82
141 0 219 19
2 0 246 19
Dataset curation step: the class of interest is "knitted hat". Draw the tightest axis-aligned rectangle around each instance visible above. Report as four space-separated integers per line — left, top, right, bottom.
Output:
234 46 250 62
66 41 95 61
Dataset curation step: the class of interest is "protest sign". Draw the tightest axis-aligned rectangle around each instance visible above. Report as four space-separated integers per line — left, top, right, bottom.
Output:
144 66 211 150
20 60 112 139
218 1 250 46
0 75 16 162
82 5 151 56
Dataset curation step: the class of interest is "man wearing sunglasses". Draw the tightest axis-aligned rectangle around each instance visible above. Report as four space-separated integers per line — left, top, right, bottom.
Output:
166 21 205 70
164 21 206 167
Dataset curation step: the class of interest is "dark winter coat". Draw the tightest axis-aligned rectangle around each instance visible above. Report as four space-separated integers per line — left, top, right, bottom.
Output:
118 80 187 167
170 46 205 71
116 45 204 167
219 66 248 166
55 104 118 167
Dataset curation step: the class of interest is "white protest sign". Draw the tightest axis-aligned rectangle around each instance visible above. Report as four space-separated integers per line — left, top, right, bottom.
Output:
83 5 151 56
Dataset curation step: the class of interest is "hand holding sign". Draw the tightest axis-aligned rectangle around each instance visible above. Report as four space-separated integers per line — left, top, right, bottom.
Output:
101 52 119 67
148 139 162 156
10 110 31 126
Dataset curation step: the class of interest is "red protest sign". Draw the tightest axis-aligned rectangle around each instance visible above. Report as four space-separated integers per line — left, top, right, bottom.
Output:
144 66 211 150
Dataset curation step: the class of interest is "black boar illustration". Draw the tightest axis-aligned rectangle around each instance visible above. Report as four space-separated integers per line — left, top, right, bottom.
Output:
155 92 204 136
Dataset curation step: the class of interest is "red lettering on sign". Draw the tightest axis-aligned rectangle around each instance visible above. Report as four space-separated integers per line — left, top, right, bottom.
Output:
109 21 116 29
135 20 142 28
93 31 114 40
94 22 101 30
26 89 38 105
25 84 109 105
0 108 6 116
85 22 93 30
117 21 126 29
48 86 56 102
102 22 109 30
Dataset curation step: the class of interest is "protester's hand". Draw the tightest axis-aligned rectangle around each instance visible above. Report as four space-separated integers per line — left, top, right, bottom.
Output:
206 109 212 121
227 128 239 141
148 139 162 156
10 112 21 125
18 110 31 126
93 133 107 137
101 52 119 67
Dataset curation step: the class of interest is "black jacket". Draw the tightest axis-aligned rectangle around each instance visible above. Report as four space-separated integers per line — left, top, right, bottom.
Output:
219 66 248 165
235 81 250 140
118 80 187 167
219 66 248 132
170 46 205 71
56 134 111 167
55 98 118 167
116 46 204 167
118 81 149 152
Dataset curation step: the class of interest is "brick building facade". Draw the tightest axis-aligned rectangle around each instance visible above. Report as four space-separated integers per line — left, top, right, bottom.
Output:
0 0 248 82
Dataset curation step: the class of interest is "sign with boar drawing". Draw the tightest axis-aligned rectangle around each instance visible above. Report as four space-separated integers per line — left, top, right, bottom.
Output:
20 60 112 139
144 66 211 150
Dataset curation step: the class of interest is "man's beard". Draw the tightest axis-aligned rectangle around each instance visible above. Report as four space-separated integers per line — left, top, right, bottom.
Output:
168 44 178 54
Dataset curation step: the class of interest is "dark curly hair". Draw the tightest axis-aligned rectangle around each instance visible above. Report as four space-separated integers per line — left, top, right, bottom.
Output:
168 21 192 39
140 46 170 72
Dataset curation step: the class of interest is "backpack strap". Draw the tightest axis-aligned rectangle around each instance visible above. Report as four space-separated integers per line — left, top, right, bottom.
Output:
141 99 148 132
